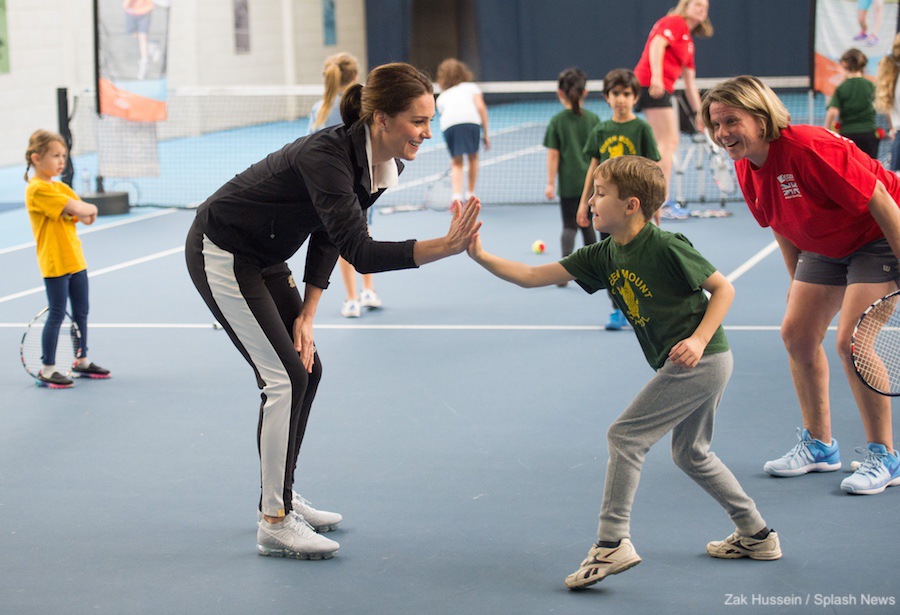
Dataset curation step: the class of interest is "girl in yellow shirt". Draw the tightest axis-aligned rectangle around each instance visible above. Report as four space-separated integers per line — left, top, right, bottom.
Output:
25 130 110 388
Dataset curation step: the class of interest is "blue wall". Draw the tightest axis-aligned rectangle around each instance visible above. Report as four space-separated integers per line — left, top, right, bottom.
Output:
367 0 811 81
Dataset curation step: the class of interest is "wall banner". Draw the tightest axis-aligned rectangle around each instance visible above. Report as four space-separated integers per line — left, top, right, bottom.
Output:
98 0 170 122
814 0 900 96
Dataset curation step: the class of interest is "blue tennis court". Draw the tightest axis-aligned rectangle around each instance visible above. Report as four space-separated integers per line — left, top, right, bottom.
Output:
0 194 896 613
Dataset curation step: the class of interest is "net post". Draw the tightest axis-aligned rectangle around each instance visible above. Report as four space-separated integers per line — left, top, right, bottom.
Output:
57 87 75 188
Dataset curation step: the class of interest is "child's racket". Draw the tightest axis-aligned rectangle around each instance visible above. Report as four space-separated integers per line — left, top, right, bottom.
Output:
20 308 81 382
850 289 900 396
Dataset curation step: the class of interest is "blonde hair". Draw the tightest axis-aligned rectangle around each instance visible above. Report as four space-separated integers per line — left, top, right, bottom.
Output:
436 58 474 90
595 156 667 221
875 33 900 113
701 75 791 142
670 0 714 38
24 129 67 182
314 52 359 130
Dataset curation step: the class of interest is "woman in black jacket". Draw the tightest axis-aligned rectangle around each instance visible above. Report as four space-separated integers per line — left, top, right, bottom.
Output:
186 62 481 560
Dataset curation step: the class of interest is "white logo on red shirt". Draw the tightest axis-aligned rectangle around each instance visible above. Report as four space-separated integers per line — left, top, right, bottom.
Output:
776 173 801 199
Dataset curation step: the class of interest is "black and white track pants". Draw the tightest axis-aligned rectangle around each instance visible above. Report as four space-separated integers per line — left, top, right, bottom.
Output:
186 220 322 517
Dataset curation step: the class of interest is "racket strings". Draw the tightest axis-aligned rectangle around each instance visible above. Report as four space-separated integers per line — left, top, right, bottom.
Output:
20 313 81 380
853 296 900 395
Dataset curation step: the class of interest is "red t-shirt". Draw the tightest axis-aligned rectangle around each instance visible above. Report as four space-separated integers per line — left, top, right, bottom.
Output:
736 125 900 258
633 15 695 93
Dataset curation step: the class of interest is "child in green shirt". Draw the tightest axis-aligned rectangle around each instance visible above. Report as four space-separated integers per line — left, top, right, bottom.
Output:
577 69 661 329
543 67 601 269
468 155 781 590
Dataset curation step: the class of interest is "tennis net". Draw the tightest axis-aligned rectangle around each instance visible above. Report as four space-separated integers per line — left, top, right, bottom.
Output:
67 77 848 211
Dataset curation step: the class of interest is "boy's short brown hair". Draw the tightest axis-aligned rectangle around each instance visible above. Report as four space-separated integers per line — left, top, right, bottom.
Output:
602 68 641 98
595 156 666 220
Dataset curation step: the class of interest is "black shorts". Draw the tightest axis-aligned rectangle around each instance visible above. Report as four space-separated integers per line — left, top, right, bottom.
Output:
794 239 900 286
444 124 481 157
635 88 673 112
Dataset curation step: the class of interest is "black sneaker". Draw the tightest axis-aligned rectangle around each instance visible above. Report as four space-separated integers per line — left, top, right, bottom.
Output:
37 371 74 389
72 363 111 379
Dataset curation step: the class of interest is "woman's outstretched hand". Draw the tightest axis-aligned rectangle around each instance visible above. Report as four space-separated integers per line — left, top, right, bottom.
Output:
445 196 483 254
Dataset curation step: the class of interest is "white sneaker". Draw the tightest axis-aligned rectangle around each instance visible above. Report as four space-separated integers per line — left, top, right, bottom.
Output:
360 288 382 309
706 530 782 560
257 512 339 559
341 299 361 318
292 493 342 532
257 492 343 532
564 539 641 589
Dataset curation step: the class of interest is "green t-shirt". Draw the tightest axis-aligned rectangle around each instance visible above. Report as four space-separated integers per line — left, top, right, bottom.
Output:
828 77 876 135
583 118 661 163
543 108 601 198
560 223 729 370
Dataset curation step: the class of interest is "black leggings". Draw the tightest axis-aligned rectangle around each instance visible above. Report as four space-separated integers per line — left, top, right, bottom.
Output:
560 196 597 257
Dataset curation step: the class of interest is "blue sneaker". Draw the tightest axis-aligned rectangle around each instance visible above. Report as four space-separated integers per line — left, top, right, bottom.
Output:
605 309 628 331
763 428 841 477
660 201 690 220
840 443 900 495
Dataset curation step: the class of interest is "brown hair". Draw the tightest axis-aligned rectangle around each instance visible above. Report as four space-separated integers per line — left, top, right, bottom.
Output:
875 33 900 113
701 75 791 142
557 67 588 116
670 0 714 38
603 68 641 98
314 52 359 130
24 129 67 182
595 156 667 221
840 48 868 73
341 62 433 127
435 58 474 90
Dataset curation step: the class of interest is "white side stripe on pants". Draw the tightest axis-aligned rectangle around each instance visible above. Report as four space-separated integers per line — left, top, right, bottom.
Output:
201 235 293 517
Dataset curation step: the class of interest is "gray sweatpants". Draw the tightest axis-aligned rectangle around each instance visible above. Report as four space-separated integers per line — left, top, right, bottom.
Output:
597 350 767 542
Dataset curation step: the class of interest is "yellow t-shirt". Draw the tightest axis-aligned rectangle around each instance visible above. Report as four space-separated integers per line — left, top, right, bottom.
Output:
25 178 87 278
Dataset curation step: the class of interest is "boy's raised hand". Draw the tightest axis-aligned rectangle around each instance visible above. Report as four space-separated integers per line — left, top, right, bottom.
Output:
466 231 484 262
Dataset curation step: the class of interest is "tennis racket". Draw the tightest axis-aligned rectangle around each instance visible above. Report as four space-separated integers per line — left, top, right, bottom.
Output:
20 308 82 383
850 289 900 396
423 168 454 211
704 132 736 194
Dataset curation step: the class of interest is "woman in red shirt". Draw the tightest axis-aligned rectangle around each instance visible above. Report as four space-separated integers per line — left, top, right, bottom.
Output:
701 75 900 496
634 0 713 218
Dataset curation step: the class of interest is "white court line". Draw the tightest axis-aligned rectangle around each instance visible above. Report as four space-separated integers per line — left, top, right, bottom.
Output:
0 245 184 305
0 208 177 256
725 239 779 283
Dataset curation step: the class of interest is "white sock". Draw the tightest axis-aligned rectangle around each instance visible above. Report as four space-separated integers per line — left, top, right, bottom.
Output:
41 365 56 377
76 357 90 367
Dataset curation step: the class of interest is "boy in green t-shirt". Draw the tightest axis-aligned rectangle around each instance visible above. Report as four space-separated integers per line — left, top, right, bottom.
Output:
467 156 781 590
578 69 662 330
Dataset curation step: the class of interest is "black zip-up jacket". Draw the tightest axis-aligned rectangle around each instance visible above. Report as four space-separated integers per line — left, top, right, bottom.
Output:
194 122 418 289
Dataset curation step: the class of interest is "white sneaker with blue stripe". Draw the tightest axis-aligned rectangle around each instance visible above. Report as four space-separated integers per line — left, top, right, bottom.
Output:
840 443 900 495
763 428 841 477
